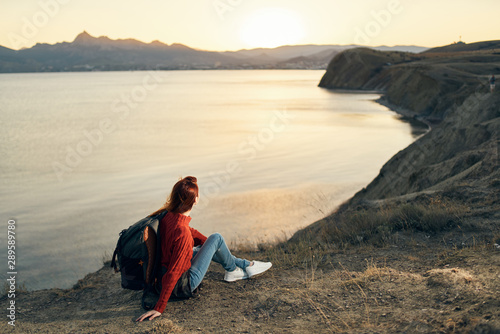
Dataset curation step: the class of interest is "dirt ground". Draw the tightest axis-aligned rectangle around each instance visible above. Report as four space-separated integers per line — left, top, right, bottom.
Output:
2 229 499 334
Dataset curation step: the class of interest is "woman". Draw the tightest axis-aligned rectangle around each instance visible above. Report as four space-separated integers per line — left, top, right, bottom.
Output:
136 176 272 322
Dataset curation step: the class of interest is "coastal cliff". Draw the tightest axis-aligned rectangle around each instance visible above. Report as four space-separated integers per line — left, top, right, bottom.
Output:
314 44 499 216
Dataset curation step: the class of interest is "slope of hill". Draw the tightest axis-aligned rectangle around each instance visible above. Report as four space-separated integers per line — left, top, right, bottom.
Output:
424 40 500 53
299 45 500 241
287 45 500 332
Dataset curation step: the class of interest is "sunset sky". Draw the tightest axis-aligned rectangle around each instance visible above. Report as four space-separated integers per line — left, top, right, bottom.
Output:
1 0 498 51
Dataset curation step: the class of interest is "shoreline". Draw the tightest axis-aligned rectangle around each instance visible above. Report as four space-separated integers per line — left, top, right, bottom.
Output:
321 87 434 131
375 96 434 130
318 87 385 94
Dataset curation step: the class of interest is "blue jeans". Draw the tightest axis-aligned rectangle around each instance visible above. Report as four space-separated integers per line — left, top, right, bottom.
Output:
188 233 250 291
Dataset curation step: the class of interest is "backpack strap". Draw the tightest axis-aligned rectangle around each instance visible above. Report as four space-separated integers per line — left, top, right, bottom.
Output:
151 210 169 282
141 284 158 310
141 210 169 310
110 247 119 272
110 228 126 272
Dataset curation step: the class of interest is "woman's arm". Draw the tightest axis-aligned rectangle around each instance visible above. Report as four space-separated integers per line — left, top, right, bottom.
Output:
153 232 193 313
190 227 207 246
136 228 193 320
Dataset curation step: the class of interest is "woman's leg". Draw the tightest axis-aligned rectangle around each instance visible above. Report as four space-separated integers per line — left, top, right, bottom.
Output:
212 243 250 271
189 233 250 291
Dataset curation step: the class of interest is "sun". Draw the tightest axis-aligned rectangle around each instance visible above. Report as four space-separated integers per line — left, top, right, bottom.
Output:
240 8 305 49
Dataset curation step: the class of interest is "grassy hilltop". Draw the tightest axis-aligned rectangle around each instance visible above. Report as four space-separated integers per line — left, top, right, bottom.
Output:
2 42 499 333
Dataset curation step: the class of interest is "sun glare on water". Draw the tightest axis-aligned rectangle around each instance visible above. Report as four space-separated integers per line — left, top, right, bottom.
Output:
240 8 305 49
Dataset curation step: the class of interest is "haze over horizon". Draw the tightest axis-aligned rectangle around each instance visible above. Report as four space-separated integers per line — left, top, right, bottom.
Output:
1 0 498 51
11 30 432 52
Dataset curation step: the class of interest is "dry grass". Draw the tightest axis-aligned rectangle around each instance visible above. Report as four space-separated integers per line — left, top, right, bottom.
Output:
317 197 470 247
1 281 27 298
264 235 331 271
239 194 498 333
145 318 185 333
338 260 395 290
261 196 472 271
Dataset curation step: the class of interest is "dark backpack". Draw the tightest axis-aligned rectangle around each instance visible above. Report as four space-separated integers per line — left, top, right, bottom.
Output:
110 211 168 291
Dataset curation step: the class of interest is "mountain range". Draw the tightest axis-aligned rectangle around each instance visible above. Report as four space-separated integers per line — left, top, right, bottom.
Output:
0 31 429 73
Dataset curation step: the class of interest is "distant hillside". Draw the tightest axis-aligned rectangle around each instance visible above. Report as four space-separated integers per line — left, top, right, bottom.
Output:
0 31 243 72
424 40 500 53
0 31 428 73
223 44 427 60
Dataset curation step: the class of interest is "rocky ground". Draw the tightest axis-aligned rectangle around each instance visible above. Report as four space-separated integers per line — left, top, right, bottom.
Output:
1 225 499 334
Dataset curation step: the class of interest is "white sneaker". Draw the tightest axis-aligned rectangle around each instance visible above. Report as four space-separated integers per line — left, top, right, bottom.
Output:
224 266 248 282
246 261 272 278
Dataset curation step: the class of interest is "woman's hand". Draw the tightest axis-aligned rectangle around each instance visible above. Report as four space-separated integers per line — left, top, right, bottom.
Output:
136 310 161 322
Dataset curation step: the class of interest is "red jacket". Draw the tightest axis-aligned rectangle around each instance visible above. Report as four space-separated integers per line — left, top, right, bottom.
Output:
153 212 207 313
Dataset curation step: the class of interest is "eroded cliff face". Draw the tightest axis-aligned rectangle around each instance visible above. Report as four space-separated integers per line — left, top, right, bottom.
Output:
353 94 498 201
318 47 499 205
319 48 499 119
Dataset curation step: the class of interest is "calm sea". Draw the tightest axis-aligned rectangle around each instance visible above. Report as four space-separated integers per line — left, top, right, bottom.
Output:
0 70 424 290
